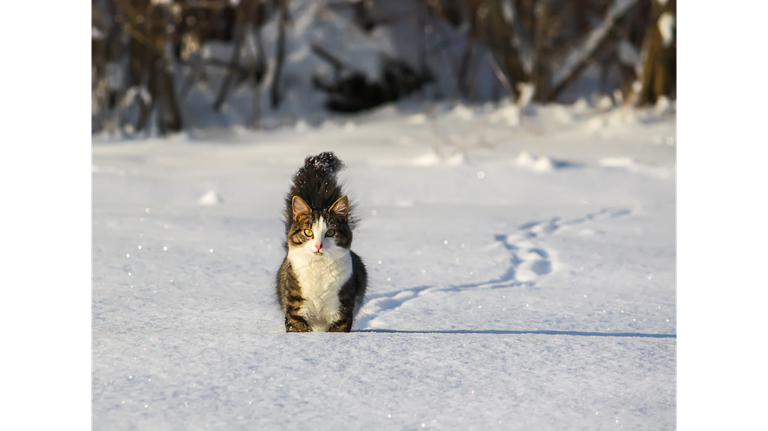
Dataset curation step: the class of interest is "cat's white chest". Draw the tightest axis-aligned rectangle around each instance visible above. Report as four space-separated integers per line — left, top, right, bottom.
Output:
288 248 352 331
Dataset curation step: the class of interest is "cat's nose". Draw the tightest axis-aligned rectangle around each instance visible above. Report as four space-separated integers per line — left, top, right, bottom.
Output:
315 243 323 251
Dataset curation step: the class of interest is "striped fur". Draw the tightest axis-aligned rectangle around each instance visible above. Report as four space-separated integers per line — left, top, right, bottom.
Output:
275 152 367 332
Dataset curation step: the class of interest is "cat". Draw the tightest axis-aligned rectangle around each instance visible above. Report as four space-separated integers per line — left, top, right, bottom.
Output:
275 152 367 332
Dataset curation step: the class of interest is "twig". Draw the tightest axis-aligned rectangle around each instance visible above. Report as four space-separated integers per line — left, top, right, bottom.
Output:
311 44 356 73
486 52 513 98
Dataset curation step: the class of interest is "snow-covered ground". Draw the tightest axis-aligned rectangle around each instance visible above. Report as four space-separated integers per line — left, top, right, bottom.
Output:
92 100 676 429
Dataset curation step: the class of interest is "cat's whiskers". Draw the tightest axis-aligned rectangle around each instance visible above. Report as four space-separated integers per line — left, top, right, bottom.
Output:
322 246 345 261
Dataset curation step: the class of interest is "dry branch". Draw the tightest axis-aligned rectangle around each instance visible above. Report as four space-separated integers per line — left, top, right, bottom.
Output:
486 51 513 97
549 0 638 101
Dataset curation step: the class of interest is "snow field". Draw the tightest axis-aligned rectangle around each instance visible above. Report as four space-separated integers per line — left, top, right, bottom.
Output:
93 101 676 429
93 333 674 430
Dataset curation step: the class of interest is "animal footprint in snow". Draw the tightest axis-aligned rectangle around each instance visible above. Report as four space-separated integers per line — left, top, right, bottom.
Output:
504 208 629 283
514 248 553 282
496 234 556 284
529 218 561 236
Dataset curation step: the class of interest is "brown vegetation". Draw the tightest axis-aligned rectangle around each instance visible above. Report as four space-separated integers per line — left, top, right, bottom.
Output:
92 0 676 135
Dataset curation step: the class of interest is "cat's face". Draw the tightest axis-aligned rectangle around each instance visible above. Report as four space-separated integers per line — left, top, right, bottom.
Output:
287 196 352 259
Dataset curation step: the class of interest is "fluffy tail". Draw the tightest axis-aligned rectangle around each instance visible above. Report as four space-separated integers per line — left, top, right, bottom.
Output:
301 151 345 176
293 151 345 184
283 152 349 232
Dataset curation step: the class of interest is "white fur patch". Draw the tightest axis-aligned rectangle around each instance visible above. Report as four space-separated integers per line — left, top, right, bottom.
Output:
287 216 352 332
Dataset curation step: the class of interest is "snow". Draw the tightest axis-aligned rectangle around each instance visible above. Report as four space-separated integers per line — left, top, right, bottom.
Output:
489 104 521 127
514 151 558 172
450 104 475 121
654 95 674 117
197 190 224 206
618 39 640 66
658 13 676 48
92 101 676 429
92 26 104 40
135 0 559 133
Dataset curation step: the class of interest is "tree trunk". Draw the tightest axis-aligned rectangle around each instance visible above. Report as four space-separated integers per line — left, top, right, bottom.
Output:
248 0 265 130
531 0 551 102
485 0 527 101
160 56 183 133
638 0 676 105
270 0 289 108
214 2 246 112
134 2 155 134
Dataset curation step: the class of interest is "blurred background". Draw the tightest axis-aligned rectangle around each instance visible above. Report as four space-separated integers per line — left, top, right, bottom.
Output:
91 0 675 136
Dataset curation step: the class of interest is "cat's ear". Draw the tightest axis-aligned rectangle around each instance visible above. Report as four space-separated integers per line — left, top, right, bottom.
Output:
329 196 349 218
292 196 311 220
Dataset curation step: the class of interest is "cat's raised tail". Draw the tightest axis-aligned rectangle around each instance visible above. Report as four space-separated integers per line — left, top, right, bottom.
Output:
301 151 345 176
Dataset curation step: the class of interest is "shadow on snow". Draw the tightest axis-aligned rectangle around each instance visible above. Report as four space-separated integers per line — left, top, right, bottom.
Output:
356 329 676 338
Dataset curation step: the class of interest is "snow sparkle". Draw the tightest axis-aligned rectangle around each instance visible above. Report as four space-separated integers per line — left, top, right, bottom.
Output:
91 92 676 430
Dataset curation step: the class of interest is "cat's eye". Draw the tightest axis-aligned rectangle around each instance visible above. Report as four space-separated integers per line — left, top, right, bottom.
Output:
326 229 336 237
303 229 313 237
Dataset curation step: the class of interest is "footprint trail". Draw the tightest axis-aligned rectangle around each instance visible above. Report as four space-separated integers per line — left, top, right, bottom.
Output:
355 208 631 329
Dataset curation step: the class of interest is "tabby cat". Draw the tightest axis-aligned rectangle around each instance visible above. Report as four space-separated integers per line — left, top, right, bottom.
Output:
275 152 367 332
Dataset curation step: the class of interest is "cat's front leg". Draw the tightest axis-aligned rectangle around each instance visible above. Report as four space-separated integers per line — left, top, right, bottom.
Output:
285 314 312 332
328 316 353 332
328 298 355 332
